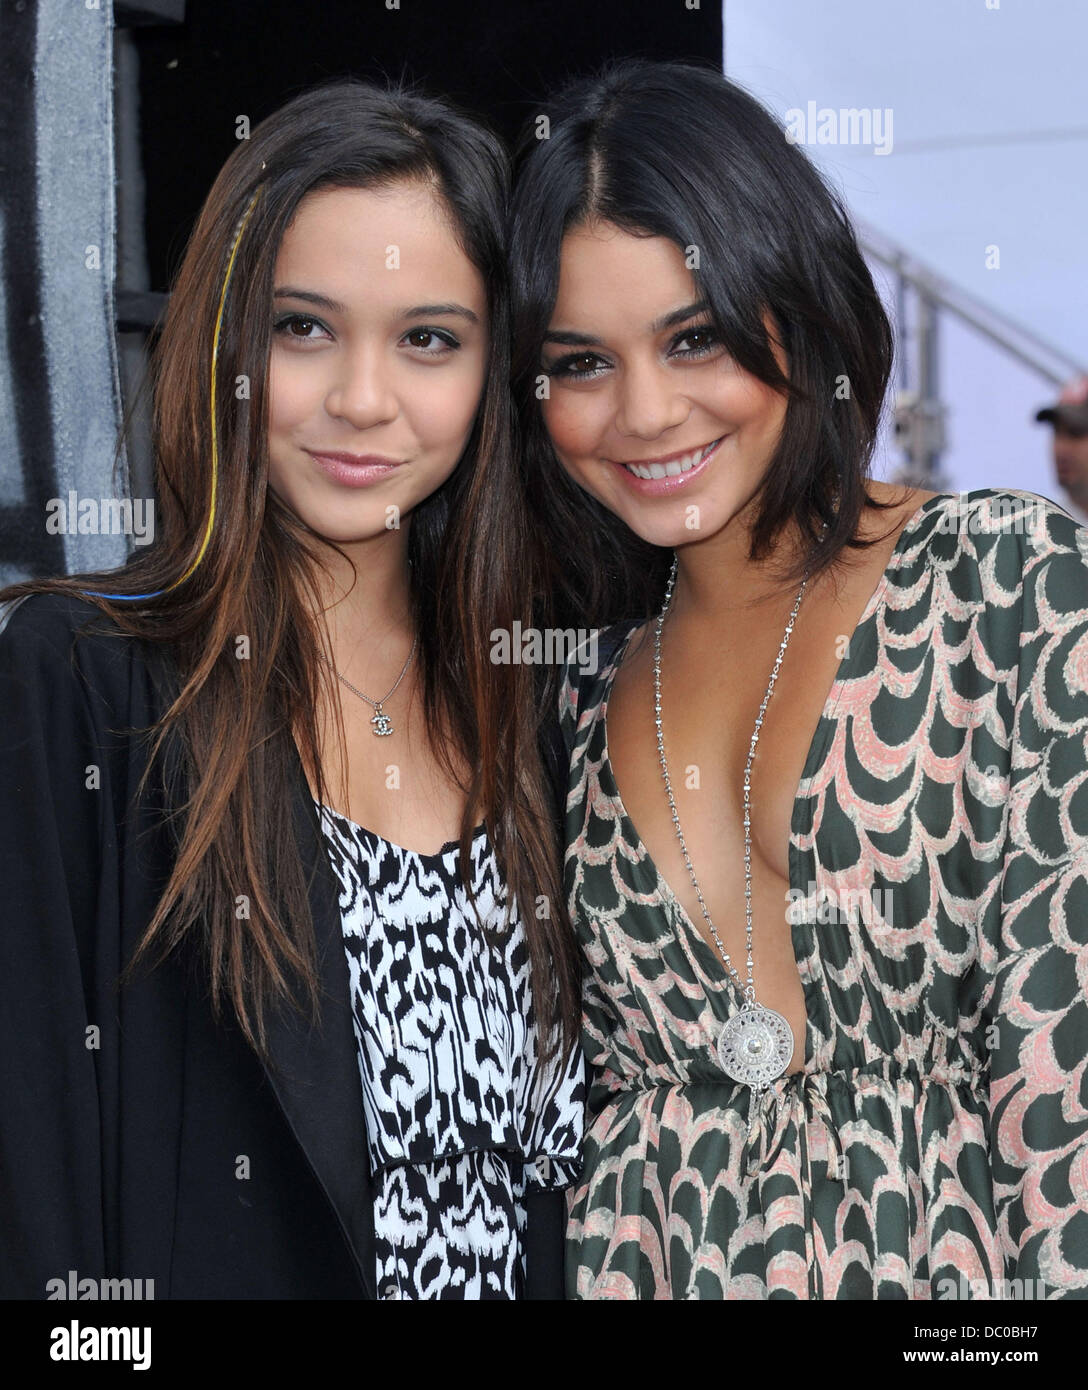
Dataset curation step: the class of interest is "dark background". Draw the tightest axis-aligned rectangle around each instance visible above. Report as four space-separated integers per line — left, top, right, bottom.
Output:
130 0 722 292
0 0 720 586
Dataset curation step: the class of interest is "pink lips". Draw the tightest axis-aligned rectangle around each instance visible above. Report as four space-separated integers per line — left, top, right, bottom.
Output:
610 435 726 497
307 450 404 488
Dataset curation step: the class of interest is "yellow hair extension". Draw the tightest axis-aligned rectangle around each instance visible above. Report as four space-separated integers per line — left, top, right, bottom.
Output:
84 182 265 601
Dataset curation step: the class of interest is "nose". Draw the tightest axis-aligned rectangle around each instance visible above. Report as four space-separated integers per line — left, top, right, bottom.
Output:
613 356 690 440
324 341 398 429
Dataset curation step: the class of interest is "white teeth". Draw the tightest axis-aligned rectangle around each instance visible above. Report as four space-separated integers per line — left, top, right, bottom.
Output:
624 436 721 481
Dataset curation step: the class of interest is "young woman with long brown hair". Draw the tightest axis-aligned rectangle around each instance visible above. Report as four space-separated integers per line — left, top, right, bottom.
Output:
0 77 582 1301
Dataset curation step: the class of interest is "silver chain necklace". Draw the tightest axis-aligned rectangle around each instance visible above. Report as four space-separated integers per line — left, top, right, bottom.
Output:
653 553 810 1090
321 636 418 737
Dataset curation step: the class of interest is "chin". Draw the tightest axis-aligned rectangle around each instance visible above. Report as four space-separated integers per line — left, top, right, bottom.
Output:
315 516 404 546
614 513 694 550
281 501 402 548
606 494 734 551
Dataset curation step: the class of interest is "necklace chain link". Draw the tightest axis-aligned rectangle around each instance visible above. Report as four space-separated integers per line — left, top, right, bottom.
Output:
321 635 418 736
653 555 809 1004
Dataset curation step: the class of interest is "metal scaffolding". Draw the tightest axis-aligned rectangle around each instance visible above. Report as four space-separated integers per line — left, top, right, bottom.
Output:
857 220 1086 489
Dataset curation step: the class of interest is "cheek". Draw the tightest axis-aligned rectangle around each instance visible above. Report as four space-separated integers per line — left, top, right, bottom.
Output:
721 373 787 443
541 392 609 465
267 354 318 435
409 354 487 447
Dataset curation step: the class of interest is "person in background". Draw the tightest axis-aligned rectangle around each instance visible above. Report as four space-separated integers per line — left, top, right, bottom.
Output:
1036 375 1088 525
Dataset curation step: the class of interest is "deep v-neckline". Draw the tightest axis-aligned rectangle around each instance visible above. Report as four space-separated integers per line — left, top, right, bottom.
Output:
596 491 953 1068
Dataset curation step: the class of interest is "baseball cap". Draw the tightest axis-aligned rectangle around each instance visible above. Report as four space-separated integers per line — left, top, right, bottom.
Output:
1036 375 1088 431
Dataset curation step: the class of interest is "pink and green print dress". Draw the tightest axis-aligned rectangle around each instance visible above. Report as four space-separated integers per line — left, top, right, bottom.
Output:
560 489 1088 1300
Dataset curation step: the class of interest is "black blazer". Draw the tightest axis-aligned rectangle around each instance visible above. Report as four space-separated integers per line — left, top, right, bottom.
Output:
0 592 572 1299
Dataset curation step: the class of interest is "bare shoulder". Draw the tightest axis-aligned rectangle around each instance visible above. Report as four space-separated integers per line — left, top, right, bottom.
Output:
861 480 943 543
812 482 943 608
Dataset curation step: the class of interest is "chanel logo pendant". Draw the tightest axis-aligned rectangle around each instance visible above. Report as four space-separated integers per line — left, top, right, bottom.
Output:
717 1003 794 1090
370 705 394 737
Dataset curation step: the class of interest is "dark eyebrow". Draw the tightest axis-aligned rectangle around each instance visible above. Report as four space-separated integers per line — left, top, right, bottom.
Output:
400 302 480 325
274 288 348 315
273 288 479 325
543 300 710 347
650 300 710 334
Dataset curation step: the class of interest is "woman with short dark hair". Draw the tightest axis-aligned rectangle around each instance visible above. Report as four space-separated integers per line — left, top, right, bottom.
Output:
510 56 1088 1300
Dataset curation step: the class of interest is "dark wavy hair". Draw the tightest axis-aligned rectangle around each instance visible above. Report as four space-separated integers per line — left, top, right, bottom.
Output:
0 77 580 1062
509 55 900 629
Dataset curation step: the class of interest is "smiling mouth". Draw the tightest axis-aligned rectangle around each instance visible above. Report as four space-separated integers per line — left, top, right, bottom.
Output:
618 437 724 481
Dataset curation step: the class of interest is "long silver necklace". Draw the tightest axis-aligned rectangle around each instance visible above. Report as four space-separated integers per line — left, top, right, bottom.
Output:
653 554 810 1090
321 636 417 737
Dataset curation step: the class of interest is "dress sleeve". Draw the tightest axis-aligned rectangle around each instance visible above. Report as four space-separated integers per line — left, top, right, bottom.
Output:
985 507 1088 1296
554 622 635 1126
556 640 583 763
557 621 631 762
0 598 109 1297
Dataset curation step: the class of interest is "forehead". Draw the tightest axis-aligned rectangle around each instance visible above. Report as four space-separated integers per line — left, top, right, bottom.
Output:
551 222 696 326
274 182 484 305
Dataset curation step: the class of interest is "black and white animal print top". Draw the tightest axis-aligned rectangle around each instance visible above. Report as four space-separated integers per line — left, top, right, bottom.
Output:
316 801 584 1300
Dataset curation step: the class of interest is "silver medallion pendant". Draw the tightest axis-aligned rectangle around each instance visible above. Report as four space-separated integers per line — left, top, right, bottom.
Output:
370 706 394 737
717 1004 794 1089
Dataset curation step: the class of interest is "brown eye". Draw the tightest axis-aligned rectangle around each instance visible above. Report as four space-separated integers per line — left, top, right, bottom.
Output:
544 351 608 381
564 354 605 377
672 325 722 359
273 313 327 341
402 328 459 355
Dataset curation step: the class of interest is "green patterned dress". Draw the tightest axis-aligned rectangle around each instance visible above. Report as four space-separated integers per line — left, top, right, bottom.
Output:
560 489 1088 1299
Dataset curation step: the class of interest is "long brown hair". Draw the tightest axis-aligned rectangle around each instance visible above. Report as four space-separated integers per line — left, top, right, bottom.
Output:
0 77 581 1063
